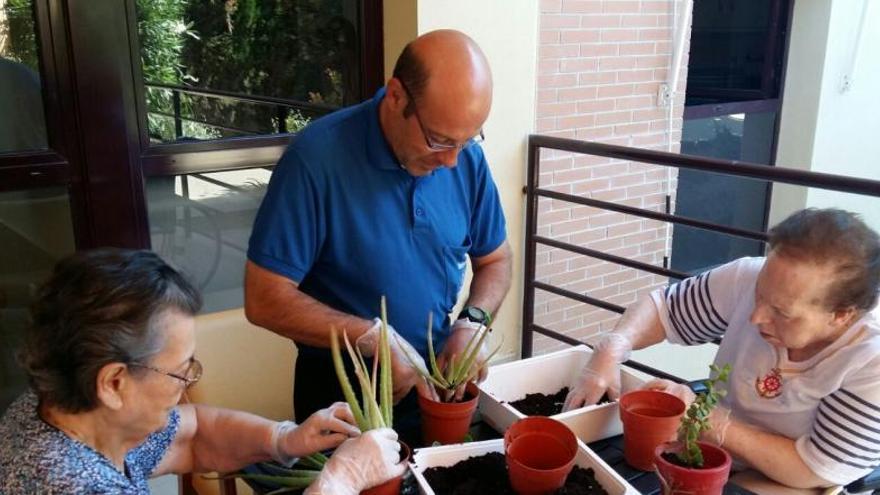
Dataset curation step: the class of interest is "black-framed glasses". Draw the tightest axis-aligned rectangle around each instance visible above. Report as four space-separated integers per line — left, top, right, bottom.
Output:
129 358 203 389
398 79 485 151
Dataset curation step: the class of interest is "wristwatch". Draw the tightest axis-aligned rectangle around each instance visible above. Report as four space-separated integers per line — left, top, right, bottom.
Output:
457 305 492 327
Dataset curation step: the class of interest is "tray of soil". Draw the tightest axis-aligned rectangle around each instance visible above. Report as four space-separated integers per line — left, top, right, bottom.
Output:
477 346 643 443
508 387 612 416
408 438 639 495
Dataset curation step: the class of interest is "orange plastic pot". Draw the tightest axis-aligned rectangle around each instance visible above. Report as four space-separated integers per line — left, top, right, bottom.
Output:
618 390 686 471
504 416 577 494
418 382 479 445
361 441 411 495
654 441 732 495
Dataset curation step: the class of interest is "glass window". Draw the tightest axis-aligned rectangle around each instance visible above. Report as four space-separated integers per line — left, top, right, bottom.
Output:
135 0 361 144
0 187 75 412
0 0 48 153
145 168 270 312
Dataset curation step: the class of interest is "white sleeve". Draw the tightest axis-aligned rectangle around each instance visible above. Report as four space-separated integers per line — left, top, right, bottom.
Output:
797 356 880 486
650 257 763 346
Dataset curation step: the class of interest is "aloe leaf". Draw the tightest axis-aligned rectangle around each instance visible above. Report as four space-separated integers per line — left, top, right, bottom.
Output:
379 296 393 426
330 327 366 430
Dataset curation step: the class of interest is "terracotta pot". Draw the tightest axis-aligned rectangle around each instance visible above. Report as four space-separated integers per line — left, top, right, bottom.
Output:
418 382 479 445
361 441 411 495
654 441 732 495
618 390 686 471
504 416 577 494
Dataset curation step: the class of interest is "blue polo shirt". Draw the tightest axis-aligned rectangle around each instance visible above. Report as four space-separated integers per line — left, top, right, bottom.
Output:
248 88 506 356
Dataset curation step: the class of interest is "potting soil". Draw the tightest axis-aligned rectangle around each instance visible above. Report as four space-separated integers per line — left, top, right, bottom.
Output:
508 387 612 416
421 452 609 494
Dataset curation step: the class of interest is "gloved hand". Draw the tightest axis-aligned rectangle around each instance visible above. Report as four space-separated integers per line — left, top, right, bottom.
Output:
563 333 633 411
304 428 406 495
356 318 433 402
701 405 732 447
274 402 361 465
642 378 696 407
437 319 492 401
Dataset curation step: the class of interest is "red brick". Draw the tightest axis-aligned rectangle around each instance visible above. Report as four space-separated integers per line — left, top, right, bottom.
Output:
600 29 639 42
578 71 617 85
603 1 640 14
618 42 655 56
536 259 570 278
536 102 576 118
540 156 573 171
615 95 654 110
560 114 599 130
580 14 621 28
641 1 668 13
597 57 637 71
559 58 600 74
576 126 615 141
582 43 619 57
549 268 588 286
538 58 560 75
537 89 557 103
637 55 670 69
609 173 646 188
536 117 556 132
592 187 626 202
538 73 579 88
639 28 672 41
543 14 582 28
633 82 661 95
633 133 666 147
558 86 598 101
606 219 643 237
626 182 663 197
539 44 581 59
621 14 660 27
603 269 637 286
573 154 612 167
561 30 601 43
595 110 632 125
541 0 563 13
654 41 672 54
597 84 634 98
561 0 602 13
589 162 627 178
554 166 592 183
614 122 652 135
540 29 562 44
632 107 667 120
572 178 611 195
576 99 616 113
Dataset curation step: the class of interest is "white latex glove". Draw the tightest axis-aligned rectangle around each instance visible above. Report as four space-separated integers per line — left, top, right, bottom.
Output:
436 319 492 401
563 333 633 411
273 402 361 465
642 379 696 407
701 405 732 447
356 317 433 402
304 428 406 495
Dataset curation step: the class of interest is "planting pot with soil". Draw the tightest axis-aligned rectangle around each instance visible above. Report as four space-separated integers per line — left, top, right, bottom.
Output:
618 389 686 471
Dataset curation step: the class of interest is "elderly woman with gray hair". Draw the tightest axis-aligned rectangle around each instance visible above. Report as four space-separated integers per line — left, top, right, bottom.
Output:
0 249 403 494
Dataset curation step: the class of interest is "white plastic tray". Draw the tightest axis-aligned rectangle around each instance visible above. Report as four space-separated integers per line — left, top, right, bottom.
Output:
477 346 644 443
408 438 639 494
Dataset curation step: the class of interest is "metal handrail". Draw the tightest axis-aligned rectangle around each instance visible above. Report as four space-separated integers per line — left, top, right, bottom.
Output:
522 134 880 379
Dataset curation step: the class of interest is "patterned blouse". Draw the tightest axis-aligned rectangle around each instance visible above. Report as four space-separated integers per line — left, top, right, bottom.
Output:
0 391 180 494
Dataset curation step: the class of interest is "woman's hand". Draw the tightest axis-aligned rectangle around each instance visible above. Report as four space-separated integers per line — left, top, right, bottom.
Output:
304 428 406 495
642 378 696 406
279 402 360 459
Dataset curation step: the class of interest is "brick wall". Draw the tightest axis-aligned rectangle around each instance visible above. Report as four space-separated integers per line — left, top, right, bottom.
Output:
531 0 691 353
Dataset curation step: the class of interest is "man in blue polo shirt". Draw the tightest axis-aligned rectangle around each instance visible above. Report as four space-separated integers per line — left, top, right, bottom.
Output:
245 30 512 444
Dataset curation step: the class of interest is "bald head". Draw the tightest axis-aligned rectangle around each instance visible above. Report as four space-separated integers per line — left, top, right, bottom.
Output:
392 30 492 123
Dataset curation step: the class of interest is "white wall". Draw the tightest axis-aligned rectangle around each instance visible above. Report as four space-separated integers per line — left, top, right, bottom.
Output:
395 1 540 362
772 0 880 230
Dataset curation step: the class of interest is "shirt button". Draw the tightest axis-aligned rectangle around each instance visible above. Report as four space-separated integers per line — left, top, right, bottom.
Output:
415 208 424 216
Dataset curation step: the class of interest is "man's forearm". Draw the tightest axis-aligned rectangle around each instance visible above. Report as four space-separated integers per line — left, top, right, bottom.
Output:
722 420 831 489
463 242 513 321
245 260 372 347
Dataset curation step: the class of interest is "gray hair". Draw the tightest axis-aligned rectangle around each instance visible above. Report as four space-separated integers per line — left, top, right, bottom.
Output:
19 248 202 412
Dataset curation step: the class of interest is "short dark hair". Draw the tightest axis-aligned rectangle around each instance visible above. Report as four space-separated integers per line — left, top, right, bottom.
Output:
768 208 880 312
392 42 429 118
19 248 202 412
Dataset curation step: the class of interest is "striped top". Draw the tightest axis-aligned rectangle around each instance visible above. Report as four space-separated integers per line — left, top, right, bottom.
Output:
650 257 880 485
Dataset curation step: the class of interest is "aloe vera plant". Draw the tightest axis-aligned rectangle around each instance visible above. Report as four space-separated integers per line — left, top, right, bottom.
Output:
330 296 394 430
399 312 502 403
207 452 328 494
676 363 731 468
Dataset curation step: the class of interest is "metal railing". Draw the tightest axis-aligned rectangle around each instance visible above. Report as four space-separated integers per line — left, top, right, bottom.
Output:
522 134 880 382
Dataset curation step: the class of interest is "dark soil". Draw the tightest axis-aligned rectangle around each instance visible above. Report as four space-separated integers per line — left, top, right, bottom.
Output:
661 451 703 469
421 452 609 495
508 387 612 416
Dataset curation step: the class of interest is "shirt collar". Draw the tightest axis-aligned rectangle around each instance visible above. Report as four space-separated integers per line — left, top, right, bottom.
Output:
365 86 404 171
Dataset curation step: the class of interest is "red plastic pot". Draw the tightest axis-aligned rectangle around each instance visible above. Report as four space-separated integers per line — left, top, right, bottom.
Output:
418 382 479 445
654 441 732 495
361 441 411 495
619 390 686 471
504 416 578 494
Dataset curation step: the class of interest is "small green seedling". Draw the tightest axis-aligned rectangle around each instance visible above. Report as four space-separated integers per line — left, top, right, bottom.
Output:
676 363 731 468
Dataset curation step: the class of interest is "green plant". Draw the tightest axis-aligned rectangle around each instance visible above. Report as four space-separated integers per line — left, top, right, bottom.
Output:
676 363 731 468
330 296 393 430
208 452 327 494
399 312 502 403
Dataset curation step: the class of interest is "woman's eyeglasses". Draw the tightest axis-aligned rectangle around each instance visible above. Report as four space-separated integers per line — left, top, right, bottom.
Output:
129 358 203 389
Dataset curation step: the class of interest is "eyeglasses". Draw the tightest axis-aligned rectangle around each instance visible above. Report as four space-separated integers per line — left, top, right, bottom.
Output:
129 358 203 389
398 79 485 152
